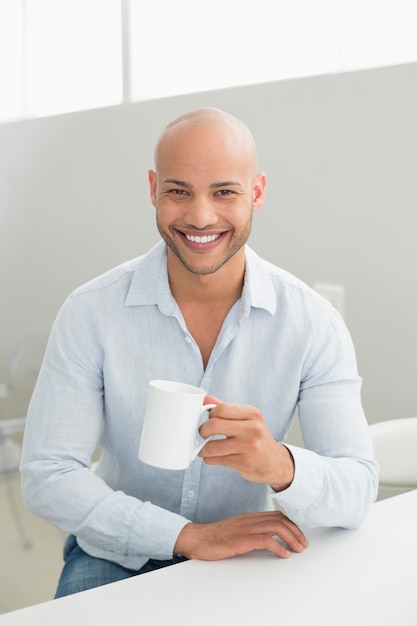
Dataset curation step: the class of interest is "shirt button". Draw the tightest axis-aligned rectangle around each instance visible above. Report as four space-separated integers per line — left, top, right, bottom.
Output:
187 490 195 498
184 335 191 343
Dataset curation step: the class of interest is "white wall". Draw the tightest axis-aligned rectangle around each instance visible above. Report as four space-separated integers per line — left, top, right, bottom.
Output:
1 62 416 424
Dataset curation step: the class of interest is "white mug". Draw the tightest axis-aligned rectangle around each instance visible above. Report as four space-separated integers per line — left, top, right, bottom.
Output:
138 380 217 470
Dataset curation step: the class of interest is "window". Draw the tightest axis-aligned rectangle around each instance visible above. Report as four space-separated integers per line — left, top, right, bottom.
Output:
340 0 417 70
1 0 417 125
0 0 122 123
128 0 339 101
0 1 24 123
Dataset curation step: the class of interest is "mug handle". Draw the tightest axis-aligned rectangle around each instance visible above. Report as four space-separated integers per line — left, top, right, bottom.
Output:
192 403 217 460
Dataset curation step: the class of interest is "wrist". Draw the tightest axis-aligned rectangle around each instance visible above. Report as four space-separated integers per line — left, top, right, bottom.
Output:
174 522 199 559
270 444 295 492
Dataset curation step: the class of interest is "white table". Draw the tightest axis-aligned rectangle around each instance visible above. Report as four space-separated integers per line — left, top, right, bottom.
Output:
2 490 417 626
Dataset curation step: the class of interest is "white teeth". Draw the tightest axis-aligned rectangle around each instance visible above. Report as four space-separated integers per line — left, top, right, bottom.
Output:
185 233 221 243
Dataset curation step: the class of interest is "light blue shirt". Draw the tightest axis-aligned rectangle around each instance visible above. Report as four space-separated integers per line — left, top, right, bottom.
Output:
21 241 378 570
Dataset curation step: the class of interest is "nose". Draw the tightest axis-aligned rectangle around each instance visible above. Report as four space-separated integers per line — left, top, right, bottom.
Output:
183 196 218 229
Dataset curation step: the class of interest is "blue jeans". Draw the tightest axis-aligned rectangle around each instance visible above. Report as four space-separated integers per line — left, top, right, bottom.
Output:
55 535 188 598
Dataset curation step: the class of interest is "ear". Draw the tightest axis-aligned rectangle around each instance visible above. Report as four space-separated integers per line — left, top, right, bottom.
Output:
252 172 266 213
148 169 157 207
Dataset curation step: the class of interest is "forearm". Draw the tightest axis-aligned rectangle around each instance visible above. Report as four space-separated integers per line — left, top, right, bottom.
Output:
21 458 189 566
271 445 378 529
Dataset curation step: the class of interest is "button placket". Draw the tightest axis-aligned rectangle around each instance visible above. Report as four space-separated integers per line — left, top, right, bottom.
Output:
179 459 203 519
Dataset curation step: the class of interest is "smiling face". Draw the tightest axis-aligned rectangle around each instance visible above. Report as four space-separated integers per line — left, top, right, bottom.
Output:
148 109 266 279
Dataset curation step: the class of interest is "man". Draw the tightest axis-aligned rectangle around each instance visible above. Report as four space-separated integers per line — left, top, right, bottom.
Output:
21 107 378 597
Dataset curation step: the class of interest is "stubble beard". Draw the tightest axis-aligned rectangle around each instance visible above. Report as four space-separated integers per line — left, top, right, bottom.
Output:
156 213 253 276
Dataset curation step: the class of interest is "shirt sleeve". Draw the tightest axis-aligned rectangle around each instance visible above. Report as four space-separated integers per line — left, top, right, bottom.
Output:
20 293 190 570
270 312 379 529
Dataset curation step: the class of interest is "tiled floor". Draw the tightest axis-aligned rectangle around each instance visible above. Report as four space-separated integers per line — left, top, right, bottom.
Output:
0 472 64 615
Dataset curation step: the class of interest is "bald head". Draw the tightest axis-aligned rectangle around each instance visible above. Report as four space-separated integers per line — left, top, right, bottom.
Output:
154 107 258 173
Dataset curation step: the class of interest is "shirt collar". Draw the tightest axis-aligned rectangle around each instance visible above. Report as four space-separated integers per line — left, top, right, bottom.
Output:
125 240 277 316
241 246 277 317
125 241 172 311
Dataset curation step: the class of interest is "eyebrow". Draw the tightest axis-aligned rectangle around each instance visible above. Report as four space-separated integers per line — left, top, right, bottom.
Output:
162 178 242 189
209 181 243 189
162 178 192 188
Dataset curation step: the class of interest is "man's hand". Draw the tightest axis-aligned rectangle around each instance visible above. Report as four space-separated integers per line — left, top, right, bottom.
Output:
199 397 295 491
174 511 308 560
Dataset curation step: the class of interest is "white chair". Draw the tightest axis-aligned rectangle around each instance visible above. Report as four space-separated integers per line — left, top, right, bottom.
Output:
0 332 48 549
369 417 417 498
